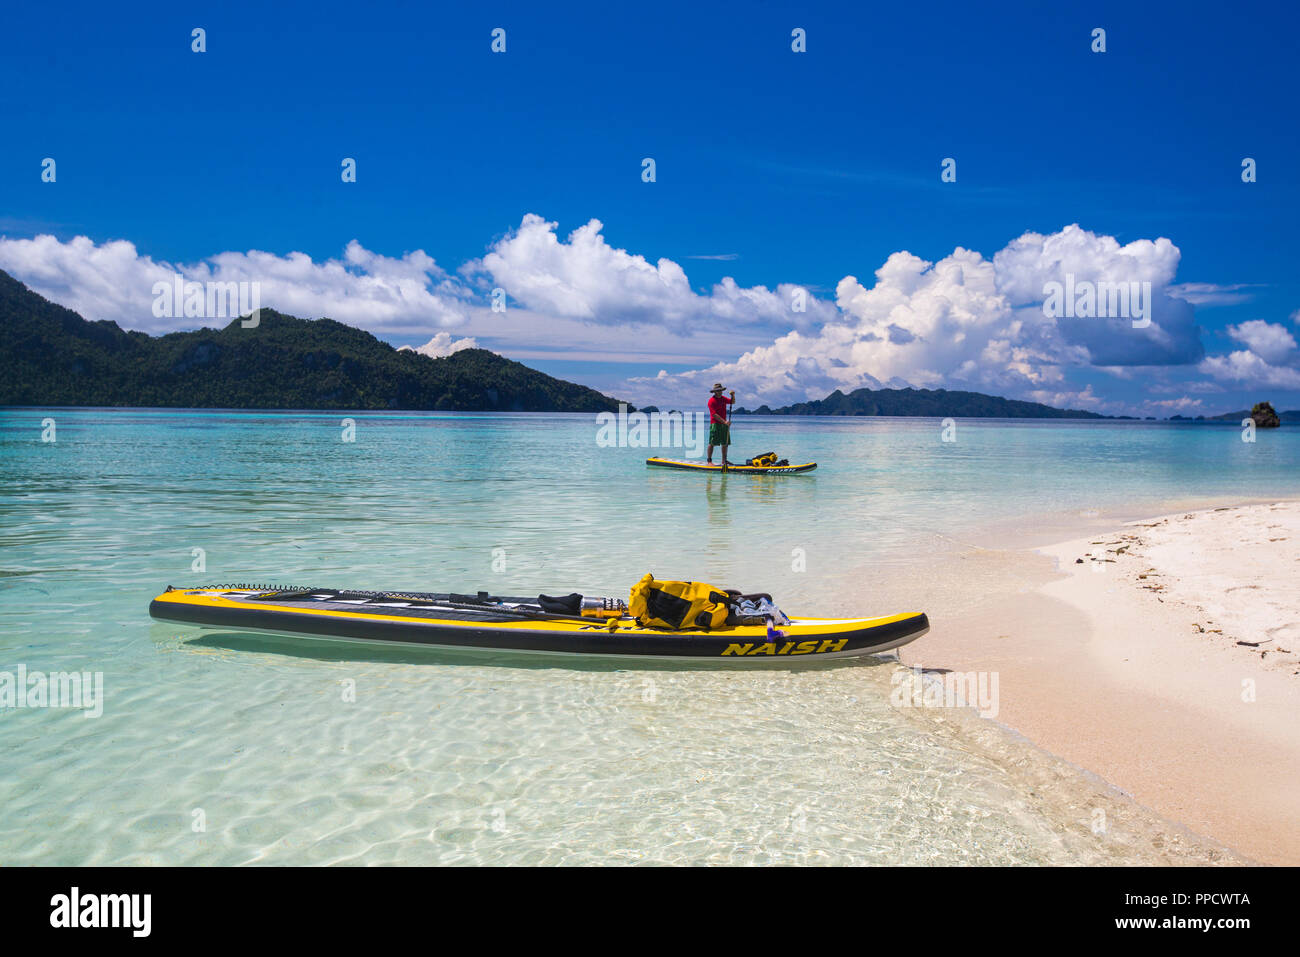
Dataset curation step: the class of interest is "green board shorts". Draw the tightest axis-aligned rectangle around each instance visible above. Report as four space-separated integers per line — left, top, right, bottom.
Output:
709 422 731 446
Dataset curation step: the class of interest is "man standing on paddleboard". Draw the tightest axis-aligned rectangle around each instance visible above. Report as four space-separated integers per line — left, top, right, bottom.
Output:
706 383 735 468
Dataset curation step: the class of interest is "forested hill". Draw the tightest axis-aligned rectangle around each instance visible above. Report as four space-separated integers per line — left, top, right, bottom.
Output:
0 270 626 412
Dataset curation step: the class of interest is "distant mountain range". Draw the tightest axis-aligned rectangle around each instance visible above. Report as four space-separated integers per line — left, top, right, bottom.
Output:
0 270 626 412
2 269 1293 421
737 387 1108 419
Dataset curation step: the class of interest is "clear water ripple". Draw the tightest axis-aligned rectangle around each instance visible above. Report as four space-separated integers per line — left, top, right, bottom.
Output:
3 408 1293 864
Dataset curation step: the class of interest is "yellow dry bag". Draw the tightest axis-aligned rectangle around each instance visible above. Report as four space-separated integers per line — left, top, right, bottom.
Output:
628 573 732 630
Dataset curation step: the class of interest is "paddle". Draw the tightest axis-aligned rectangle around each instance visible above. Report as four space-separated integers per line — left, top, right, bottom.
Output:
398 594 610 625
723 389 735 471
251 587 620 626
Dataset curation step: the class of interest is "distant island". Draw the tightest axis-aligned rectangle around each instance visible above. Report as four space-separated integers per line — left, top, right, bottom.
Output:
1175 401 1295 425
737 387 1108 419
0 270 627 412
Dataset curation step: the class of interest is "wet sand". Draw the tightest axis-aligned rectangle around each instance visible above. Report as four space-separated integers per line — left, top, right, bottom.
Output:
895 501 1300 865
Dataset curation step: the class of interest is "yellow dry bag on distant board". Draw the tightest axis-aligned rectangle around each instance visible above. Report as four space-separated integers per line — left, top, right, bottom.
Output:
629 573 732 630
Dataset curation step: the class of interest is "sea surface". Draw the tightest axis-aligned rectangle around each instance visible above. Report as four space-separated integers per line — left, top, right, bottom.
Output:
2 408 1297 865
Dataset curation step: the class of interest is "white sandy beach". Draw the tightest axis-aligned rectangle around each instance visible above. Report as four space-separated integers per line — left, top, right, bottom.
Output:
902 500 1300 865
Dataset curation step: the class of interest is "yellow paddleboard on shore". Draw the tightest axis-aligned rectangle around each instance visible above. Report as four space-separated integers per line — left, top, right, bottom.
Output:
150 585 926 661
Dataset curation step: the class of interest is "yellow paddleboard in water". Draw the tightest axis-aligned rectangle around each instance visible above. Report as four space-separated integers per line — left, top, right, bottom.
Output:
646 457 816 474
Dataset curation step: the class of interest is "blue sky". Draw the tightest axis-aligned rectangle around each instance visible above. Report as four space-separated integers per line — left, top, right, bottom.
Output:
2 0 1298 415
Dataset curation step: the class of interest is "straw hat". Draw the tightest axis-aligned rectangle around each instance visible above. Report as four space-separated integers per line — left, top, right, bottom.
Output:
710 383 727 394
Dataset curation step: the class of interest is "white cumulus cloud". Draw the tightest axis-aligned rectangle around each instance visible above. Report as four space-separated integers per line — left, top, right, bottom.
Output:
1225 320 1297 365
0 235 471 335
398 332 480 358
1195 320 1300 390
630 225 1200 409
468 214 837 333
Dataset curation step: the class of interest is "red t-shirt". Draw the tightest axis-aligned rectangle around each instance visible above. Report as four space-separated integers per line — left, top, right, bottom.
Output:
708 394 733 424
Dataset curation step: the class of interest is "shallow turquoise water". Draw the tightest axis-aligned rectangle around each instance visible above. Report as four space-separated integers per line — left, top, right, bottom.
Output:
2 408 1295 864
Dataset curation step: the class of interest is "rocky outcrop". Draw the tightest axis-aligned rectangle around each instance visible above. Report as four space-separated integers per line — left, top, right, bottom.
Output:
1251 401 1282 428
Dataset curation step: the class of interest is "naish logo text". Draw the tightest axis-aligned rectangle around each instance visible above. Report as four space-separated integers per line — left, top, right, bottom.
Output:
50 887 151 938
721 639 848 656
